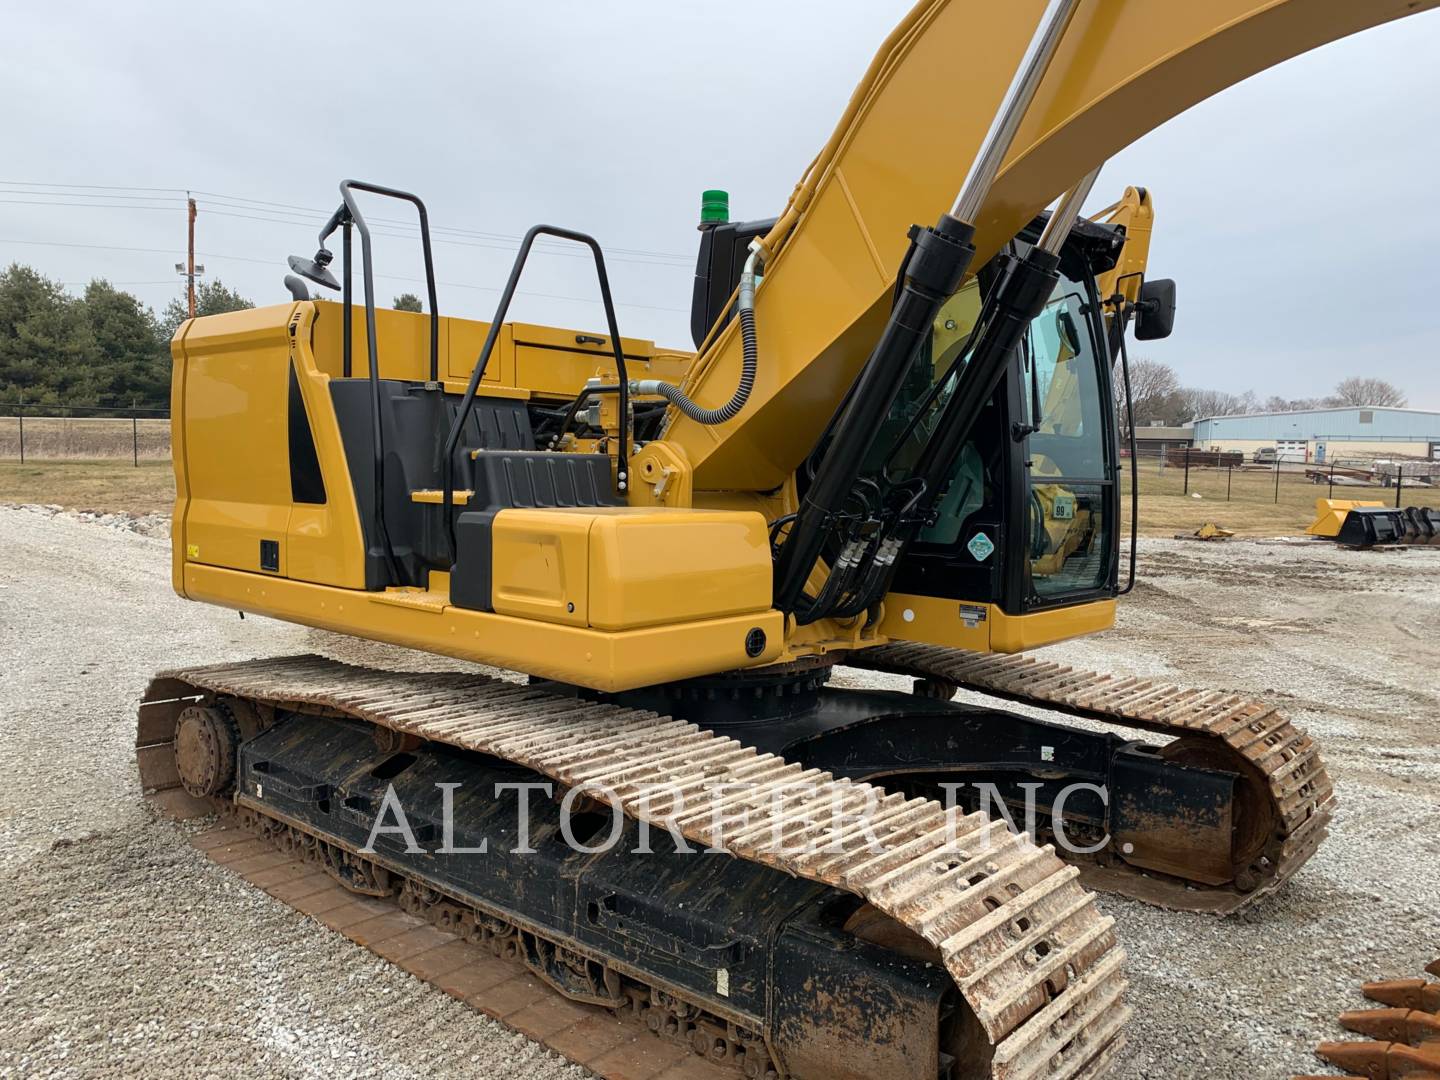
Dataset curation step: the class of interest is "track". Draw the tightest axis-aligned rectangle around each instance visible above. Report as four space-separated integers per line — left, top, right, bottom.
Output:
139 655 1131 1080
845 644 1336 914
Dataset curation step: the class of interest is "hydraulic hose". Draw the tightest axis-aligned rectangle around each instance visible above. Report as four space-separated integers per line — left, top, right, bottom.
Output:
634 244 762 426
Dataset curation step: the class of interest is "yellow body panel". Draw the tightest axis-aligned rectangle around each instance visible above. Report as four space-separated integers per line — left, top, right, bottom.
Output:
585 508 770 632
879 594 1116 654
305 301 687 399
183 562 782 693
173 305 295 578
491 509 594 627
491 507 772 632
173 304 372 593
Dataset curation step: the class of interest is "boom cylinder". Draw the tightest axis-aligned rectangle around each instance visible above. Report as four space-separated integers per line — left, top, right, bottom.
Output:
952 0 1085 223
772 215 974 612
773 0 1087 616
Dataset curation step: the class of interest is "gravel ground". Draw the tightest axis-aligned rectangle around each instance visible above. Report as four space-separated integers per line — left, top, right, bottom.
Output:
1 504 1436 1079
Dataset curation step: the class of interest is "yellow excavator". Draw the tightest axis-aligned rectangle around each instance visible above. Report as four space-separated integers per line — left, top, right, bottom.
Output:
137 2 1436 1077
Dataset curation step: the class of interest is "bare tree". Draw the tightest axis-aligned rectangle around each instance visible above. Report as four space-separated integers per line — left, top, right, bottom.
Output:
1263 395 1325 413
1176 387 1258 422
1113 357 1181 432
1328 376 1407 408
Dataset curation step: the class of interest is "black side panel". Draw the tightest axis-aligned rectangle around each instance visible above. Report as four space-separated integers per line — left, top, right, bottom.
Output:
329 380 540 590
451 509 497 612
473 399 532 450
690 216 776 348
288 365 327 505
330 379 441 589
469 451 620 511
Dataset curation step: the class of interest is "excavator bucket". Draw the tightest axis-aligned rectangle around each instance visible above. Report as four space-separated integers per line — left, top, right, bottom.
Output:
1308 498 1440 548
1312 1039 1440 1078
1295 959 1440 1080
1307 499 1384 538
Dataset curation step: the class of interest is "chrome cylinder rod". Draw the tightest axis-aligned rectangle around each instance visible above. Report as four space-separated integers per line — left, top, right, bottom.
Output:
951 0 1085 224
1037 164 1103 254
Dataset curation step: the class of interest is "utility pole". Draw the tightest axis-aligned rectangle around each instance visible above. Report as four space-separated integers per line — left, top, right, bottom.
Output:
174 194 205 319
186 194 197 318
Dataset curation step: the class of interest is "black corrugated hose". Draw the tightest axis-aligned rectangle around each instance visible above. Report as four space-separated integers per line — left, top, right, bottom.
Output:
637 244 762 425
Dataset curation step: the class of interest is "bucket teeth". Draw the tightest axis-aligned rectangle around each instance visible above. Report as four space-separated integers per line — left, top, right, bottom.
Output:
1427 960 1440 979
1340 1008 1440 1047
1305 964 1440 1080
1316 1039 1440 1078
1365 980 1440 1014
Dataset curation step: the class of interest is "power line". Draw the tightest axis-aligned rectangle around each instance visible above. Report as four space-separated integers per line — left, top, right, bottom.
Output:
0 236 689 315
0 181 695 265
0 196 691 269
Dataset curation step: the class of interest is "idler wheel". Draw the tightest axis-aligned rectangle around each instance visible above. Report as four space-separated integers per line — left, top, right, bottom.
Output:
173 704 239 798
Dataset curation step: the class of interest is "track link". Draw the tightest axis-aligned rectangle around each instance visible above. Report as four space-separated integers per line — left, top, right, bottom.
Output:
140 654 1131 1080
845 643 1336 914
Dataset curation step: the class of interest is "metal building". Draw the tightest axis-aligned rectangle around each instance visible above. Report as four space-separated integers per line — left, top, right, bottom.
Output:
1192 407 1440 464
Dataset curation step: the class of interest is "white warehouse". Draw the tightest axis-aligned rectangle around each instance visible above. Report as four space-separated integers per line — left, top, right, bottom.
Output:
1191 407 1440 464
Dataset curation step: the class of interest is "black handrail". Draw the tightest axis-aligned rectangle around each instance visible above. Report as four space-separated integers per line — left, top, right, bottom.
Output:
1106 273 1144 596
337 180 440 383
317 180 443 586
441 225 630 560
341 218 353 378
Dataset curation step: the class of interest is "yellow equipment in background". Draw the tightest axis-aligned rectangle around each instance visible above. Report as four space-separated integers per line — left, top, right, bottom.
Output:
1308 499 1385 538
1309 497 1440 547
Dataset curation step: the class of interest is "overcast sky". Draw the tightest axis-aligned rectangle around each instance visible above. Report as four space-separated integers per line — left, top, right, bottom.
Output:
3 1 1438 409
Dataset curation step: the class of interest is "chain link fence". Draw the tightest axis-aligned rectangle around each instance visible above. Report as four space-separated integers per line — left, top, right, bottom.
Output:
1123 445 1438 516
0 403 170 464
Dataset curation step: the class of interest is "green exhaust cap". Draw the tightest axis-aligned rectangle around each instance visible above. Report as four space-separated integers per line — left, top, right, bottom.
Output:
699 189 730 226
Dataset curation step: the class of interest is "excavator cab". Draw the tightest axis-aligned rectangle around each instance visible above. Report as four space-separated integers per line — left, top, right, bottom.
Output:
883 220 1125 620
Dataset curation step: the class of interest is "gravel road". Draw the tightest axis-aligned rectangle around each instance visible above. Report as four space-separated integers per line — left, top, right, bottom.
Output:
1 504 1436 1079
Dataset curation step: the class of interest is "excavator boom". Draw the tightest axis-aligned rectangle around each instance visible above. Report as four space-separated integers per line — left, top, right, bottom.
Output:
667 0 1438 491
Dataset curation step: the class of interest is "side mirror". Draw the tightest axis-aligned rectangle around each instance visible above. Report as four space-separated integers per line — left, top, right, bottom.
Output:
1134 278 1176 340
288 249 341 291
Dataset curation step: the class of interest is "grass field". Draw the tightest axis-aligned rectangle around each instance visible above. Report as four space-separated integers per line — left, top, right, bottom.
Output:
0 461 175 515
0 417 170 461
0 456 1427 536
1121 463 1421 537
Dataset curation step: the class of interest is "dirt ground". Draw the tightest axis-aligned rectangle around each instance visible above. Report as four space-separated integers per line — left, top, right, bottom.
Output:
0 505 1436 1079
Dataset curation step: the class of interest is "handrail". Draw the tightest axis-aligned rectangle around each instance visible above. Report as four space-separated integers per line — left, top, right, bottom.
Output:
337 180 440 383
441 225 630 560
315 180 443 586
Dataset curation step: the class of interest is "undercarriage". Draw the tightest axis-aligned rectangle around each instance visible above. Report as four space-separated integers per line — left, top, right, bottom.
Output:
137 645 1333 1079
